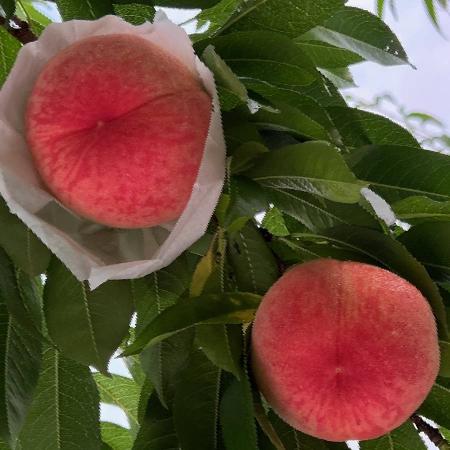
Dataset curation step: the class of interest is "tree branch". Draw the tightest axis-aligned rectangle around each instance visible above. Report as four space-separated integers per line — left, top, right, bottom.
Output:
411 414 450 449
0 15 37 44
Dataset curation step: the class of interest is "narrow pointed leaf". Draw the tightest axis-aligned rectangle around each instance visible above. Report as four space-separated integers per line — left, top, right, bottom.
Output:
267 188 379 232
0 249 43 339
327 107 420 148
360 420 426 449
133 255 196 407
398 222 450 279
228 222 279 294
224 0 346 38
0 200 50 276
295 41 364 68
0 0 15 16
174 350 221 450
55 0 114 20
220 376 258 450
348 145 450 203
112 3 154 24
101 423 133 450
124 292 261 355
196 324 242 377
419 377 450 430
94 374 140 429
0 313 41 445
133 393 178 450
18 347 101 450
440 340 450 377
0 27 20 86
140 329 194 408
392 196 450 224
44 258 134 372
246 142 366 204
300 6 410 66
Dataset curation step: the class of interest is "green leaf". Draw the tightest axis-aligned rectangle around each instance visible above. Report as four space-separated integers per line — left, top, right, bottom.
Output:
195 0 241 36
246 141 366 204
267 188 379 232
174 350 221 450
360 420 425 449
407 112 444 127
225 177 269 231
262 208 290 237
327 107 420 148
0 199 51 276
224 0 346 38
300 6 411 66
419 377 450 429
101 422 133 450
295 225 449 339
202 45 248 104
44 258 134 372
231 142 269 175
55 0 114 20
199 31 317 88
398 222 450 279
393 196 450 224
113 3 154 24
220 376 257 450
424 0 440 29
140 329 194 409
295 40 364 68
250 103 329 141
228 222 279 294
440 340 450 377
94 373 140 429
319 67 356 89
124 292 261 355
133 393 178 450
268 411 347 450
155 0 219 7
133 256 196 407
190 241 216 297
0 303 41 445
0 249 43 340
348 145 450 203
18 347 101 450
377 0 385 16
134 254 194 334
0 0 15 17
16 0 52 35
196 324 242 377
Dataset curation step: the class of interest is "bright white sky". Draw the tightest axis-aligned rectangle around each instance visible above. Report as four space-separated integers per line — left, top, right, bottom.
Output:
347 0 450 130
35 1 447 447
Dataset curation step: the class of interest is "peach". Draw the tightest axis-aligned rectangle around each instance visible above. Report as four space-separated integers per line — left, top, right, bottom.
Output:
251 259 439 441
26 34 212 228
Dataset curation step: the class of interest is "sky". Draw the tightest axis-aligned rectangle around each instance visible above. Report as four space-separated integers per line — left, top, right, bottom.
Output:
347 0 450 130
34 1 447 447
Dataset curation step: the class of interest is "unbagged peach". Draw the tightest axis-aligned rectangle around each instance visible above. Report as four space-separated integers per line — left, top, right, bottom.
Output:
26 34 212 228
252 259 439 441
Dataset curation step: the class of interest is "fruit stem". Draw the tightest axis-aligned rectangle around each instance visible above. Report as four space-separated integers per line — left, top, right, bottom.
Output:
0 15 37 44
411 414 450 449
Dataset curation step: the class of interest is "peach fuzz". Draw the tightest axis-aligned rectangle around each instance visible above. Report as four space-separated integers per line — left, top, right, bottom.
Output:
251 259 439 441
26 33 212 228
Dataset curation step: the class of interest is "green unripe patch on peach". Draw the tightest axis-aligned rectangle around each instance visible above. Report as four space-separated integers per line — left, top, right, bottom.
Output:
26 33 212 228
251 259 439 441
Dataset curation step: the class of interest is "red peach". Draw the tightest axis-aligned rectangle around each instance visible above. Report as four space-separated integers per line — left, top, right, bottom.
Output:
26 34 211 228
252 259 439 441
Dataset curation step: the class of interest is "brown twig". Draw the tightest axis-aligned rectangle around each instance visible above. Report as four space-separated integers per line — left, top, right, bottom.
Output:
411 414 450 449
0 15 37 44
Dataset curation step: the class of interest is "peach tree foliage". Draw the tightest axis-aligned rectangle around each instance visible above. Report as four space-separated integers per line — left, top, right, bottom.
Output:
0 1 450 450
